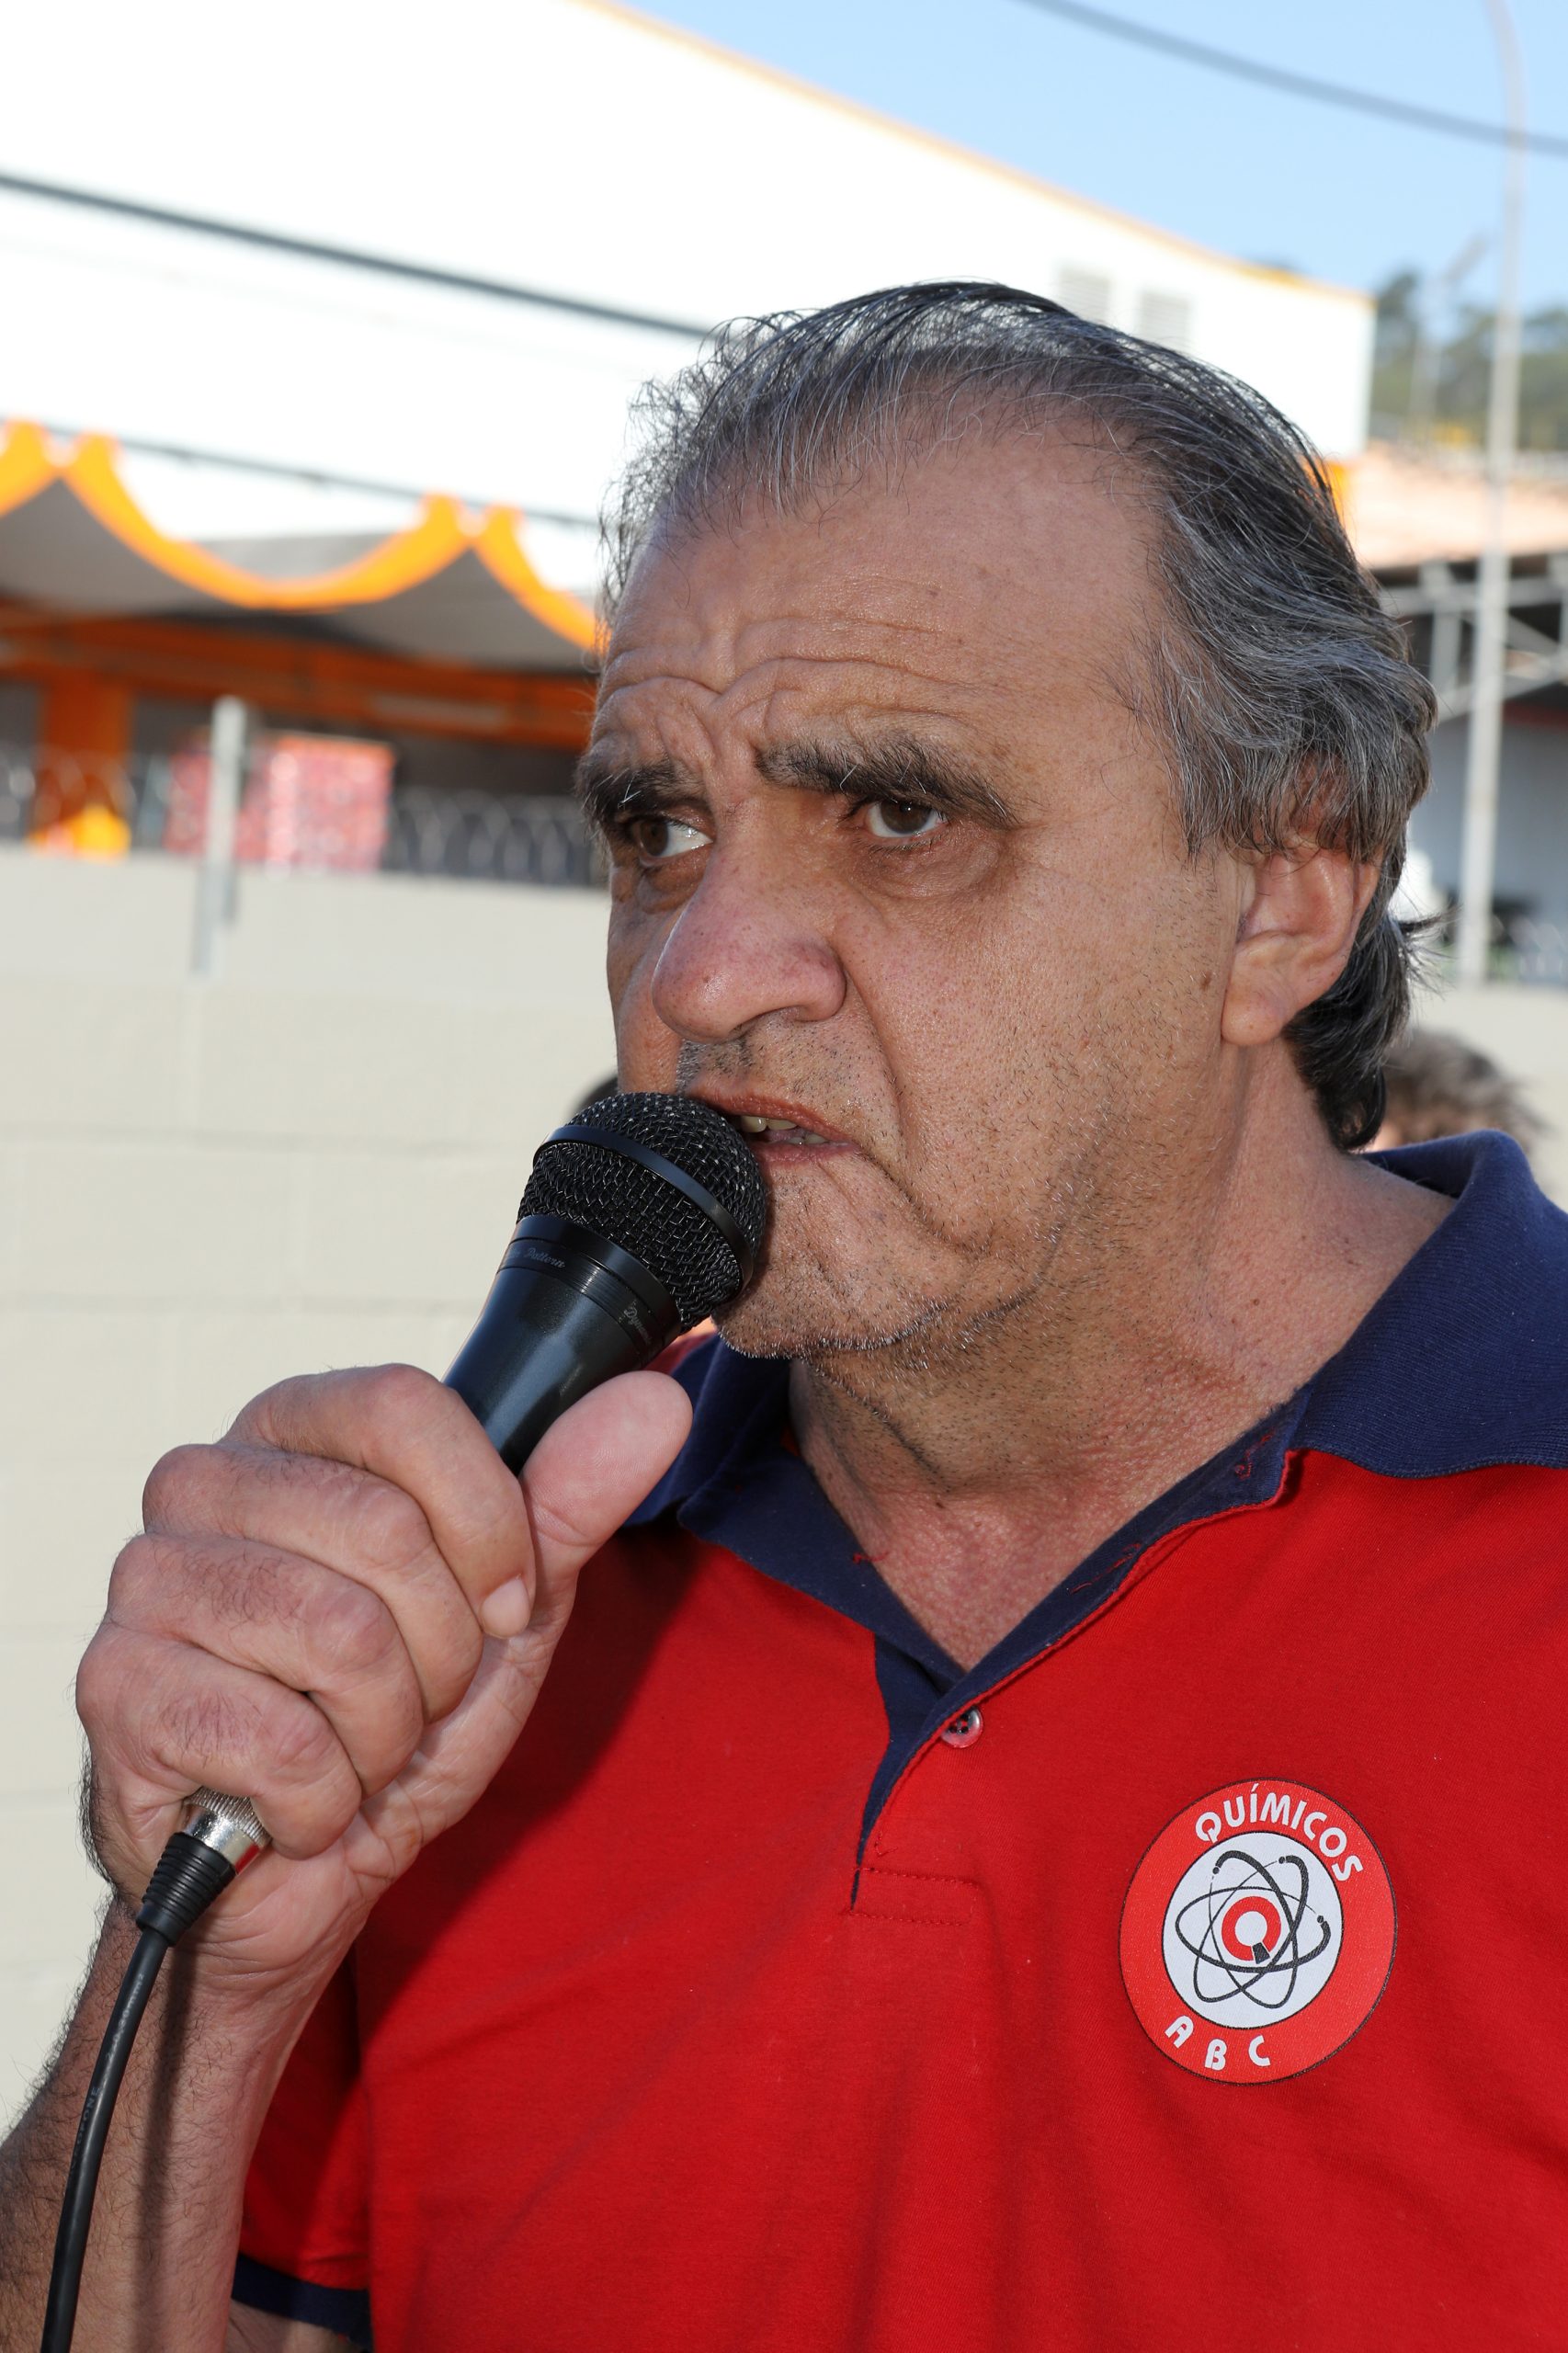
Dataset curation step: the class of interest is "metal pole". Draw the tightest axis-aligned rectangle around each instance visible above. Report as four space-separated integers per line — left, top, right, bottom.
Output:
1455 0 1527 987
192 695 247 978
1407 233 1487 446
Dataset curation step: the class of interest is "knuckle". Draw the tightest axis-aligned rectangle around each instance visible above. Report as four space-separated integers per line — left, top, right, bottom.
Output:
74 1627 123 1736
141 1442 210 1529
526 1487 599 1559
227 1370 318 1441
266 1778 360 1859
357 1361 440 1441
107 1532 160 1617
266 1692 340 1782
313 1576 401 1682
350 1478 437 1578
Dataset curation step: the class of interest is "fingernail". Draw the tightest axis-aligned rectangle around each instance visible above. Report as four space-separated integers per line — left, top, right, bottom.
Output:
481 1576 531 1639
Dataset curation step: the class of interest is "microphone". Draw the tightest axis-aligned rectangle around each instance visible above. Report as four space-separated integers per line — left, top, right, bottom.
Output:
182 1091 767 1878
40 1095 768 2350
445 1089 767 1470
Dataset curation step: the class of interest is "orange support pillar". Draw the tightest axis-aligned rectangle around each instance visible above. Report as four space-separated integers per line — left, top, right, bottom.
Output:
32 671 133 853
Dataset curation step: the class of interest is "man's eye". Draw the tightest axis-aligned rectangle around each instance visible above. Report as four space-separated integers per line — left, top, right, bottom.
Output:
864 800 947 841
628 815 710 861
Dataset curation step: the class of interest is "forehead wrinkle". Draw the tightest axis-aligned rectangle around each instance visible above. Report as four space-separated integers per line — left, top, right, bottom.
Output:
725 609 1008 690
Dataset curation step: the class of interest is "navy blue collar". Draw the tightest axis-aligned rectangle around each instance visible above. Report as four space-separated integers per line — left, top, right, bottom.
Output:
1298 1131 1568 1474
629 1131 1568 1737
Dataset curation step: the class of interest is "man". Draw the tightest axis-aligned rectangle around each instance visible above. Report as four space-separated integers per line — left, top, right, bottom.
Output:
4 283 1566 2351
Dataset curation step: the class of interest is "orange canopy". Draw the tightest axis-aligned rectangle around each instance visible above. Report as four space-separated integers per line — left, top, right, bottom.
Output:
0 423 598 669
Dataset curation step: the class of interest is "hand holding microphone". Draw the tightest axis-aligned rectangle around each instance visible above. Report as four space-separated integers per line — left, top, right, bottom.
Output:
81 1091 764 1973
48 1098 765 2352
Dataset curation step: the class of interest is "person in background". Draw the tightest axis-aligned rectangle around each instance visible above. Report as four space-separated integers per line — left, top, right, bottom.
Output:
1371 1029 1543 1157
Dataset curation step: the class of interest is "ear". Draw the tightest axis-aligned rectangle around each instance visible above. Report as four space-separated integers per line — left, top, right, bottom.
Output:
1221 843 1381 1051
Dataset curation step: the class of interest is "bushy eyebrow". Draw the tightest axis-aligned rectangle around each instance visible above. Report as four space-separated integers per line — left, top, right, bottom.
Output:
575 733 1017 834
757 735 1017 828
574 754 693 835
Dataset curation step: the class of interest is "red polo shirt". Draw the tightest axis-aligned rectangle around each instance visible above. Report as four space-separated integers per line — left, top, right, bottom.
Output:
235 1133 1568 2350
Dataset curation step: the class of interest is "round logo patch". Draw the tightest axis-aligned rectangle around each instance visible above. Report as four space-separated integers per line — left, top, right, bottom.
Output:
1120 1779 1395 2084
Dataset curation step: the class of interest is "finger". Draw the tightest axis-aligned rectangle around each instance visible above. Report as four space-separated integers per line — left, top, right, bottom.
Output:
517 1370 692 1620
142 1445 484 1720
78 1620 365 1871
108 1533 428 1799
355 1373 693 1856
227 1366 534 1627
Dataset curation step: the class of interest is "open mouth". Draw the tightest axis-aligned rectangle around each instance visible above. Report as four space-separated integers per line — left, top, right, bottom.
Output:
730 1113 835 1147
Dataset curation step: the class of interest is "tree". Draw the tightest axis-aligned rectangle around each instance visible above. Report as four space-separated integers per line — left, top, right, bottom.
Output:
1369 267 1568 451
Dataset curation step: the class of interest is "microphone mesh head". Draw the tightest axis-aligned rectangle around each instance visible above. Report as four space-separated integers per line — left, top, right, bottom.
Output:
521 1093 767 1329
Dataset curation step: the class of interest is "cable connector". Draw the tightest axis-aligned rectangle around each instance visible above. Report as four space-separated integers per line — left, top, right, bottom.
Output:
135 1833 236 1943
134 1789 271 1944
179 1787 270 1868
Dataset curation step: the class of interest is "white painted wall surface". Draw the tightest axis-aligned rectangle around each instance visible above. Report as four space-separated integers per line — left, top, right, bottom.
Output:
0 0 1370 572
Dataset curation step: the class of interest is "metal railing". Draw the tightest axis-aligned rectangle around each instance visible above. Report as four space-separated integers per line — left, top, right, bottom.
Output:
381 789 603 888
0 744 605 890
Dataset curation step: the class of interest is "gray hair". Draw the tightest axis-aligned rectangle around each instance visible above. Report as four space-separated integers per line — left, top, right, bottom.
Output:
602 281 1435 1147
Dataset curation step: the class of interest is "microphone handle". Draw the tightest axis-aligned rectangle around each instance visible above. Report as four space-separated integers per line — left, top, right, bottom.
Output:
442 1212 682 1472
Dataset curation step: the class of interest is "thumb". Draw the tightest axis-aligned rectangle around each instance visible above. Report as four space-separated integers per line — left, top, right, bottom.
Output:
520 1368 693 1612
354 1368 693 1864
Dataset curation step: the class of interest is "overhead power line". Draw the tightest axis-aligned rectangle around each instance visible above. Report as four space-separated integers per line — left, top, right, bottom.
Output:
1016 0 1568 159
0 169 711 340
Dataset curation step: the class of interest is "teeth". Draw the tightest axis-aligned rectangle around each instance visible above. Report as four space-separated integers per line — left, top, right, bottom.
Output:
733 1113 830 1145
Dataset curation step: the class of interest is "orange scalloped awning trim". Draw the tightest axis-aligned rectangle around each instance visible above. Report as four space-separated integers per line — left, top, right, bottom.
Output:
0 422 599 654
0 421 62 517
475 508 605 655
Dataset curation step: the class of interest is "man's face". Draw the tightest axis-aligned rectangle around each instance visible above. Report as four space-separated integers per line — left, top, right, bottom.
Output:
585 435 1244 1365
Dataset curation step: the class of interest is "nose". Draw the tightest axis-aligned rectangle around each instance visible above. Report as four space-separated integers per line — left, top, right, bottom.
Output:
649 837 846 1046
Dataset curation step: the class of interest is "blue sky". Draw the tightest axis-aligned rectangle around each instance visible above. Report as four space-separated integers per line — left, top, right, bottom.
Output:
642 0 1567 316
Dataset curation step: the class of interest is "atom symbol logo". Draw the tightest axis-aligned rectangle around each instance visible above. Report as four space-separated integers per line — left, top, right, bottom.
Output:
1123 1779 1396 2081
1160 1831 1344 2027
1172 1847 1334 2015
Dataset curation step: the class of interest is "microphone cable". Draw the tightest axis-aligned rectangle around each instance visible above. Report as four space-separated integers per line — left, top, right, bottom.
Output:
39 1792 270 2353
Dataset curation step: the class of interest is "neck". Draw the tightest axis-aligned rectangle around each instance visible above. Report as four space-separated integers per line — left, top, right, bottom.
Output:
789 1076 1449 1668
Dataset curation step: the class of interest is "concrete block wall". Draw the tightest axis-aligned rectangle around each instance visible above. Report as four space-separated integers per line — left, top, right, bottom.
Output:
0 847 615 2122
